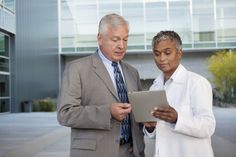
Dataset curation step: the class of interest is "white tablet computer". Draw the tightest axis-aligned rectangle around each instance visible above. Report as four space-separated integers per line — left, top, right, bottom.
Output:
128 90 169 122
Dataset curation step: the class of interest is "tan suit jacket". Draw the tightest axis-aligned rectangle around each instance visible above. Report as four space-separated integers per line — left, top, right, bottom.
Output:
57 52 145 157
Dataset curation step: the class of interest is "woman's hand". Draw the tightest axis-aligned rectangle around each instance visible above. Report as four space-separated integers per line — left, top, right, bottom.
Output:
151 106 178 123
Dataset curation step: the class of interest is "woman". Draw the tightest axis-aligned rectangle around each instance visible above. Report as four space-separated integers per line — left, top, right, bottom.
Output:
144 31 216 157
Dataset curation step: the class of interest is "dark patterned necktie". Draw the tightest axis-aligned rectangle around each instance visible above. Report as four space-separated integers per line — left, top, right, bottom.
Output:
112 61 130 142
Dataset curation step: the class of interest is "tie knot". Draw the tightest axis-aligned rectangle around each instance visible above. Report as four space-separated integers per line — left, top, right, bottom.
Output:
112 61 118 67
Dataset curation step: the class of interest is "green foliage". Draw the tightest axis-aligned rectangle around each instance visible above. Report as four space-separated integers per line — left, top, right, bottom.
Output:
33 97 56 112
207 49 236 103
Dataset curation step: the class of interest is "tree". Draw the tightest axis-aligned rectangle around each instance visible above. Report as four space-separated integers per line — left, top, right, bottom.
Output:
207 49 236 103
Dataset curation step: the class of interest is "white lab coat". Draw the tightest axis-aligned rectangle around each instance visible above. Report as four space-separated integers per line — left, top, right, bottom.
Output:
144 64 216 157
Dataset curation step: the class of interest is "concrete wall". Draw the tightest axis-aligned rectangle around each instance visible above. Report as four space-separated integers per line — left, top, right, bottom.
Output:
124 51 213 80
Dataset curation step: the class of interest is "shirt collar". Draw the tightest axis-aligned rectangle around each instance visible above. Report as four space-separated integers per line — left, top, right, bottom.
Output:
169 64 187 83
98 48 113 65
153 64 187 86
98 48 121 66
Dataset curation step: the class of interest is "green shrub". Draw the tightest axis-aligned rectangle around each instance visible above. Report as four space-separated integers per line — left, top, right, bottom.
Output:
207 49 236 103
33 97 56 112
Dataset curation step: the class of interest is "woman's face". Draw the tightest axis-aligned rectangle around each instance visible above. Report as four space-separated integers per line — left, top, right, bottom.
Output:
153 39 182 80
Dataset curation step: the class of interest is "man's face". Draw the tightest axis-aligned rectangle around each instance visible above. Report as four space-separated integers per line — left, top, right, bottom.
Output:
153 39 182 78
97 25 129 62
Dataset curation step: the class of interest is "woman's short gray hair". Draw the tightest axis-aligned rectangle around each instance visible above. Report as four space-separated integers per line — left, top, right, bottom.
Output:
152 31 182 51
98 13 129 34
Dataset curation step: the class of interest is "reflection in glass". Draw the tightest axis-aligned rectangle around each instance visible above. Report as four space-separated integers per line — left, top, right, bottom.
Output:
192 0 215 43
169 1 192 44
0 99 9 112
4 0 15 12
123 1 144 50
0 34 9 57
98 1 120 18
60 0 236 53
0 58 9 72
216 0 236 43
0 34 5 56
0 74 9 97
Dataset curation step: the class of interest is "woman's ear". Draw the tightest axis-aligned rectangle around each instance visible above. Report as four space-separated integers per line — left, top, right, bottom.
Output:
178 50 183 59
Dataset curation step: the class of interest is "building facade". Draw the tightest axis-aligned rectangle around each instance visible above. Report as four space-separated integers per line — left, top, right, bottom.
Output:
1 0 235 113
0 0 15 113
60 0 236 87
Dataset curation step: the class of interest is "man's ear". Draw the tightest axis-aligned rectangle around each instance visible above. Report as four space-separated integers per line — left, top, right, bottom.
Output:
97 33 102 46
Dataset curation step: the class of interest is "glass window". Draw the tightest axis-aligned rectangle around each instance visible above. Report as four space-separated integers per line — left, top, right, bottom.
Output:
145 2 167 47
61 20 76 38
0 33 10 113
145 2 167 25
123 1 144 33
76 4 97 24
62 37 75 48
0 34 9 57
60 0 236 52
0 74 9 97
75 3 97 49
61 0 98 53
0 99 9 112
192 0 215 44
61 0 74 19
123 1 144 50
169 1 191 29
61 1 76 53
169 1 192 45
4 0 15 12
98 1 120 17
216 0 236 43
3 11 15 31
0 58 9 72
0 34 9 72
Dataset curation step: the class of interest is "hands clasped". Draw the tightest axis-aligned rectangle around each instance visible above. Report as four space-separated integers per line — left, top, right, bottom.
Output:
110 103 131 122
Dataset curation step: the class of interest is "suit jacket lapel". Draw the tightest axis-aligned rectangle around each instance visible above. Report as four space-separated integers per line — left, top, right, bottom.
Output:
91 53 119 101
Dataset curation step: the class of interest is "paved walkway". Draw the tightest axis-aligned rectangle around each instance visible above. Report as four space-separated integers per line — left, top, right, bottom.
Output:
0 107 235 157
0 112 70 157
